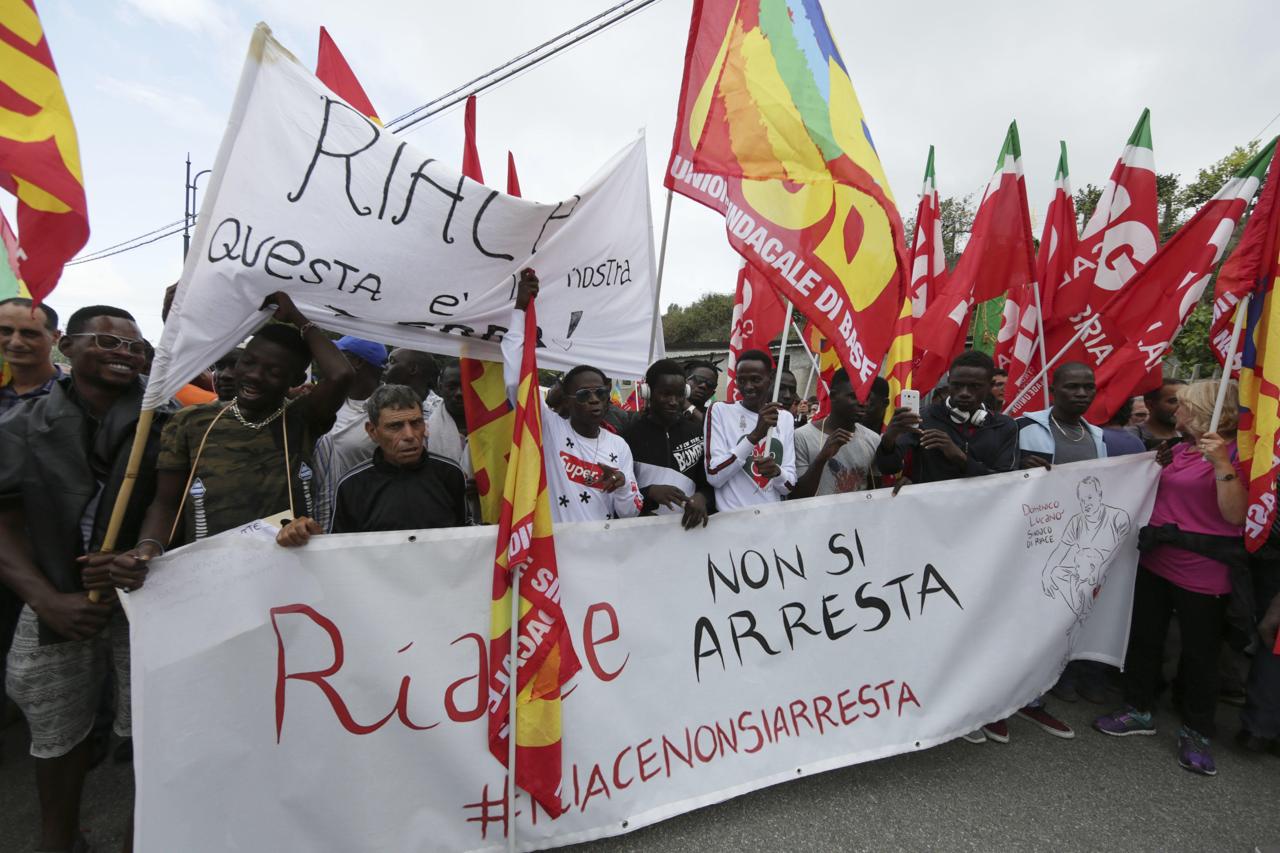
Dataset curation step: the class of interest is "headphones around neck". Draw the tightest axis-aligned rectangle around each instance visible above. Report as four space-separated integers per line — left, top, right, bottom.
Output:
945 397 989 427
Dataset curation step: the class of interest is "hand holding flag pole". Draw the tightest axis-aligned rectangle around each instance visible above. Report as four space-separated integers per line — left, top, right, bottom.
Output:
1209 294 1251 434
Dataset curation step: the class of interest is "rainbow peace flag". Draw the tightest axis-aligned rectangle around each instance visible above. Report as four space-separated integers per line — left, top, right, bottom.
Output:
667 0 907 400
486 302 578 817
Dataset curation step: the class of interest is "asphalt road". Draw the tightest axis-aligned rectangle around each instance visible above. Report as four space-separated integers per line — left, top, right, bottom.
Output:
2 694 1276 852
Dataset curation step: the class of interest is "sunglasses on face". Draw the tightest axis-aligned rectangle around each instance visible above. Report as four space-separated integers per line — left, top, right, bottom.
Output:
67 333 148 354
688 376 715 386
573 387 610 403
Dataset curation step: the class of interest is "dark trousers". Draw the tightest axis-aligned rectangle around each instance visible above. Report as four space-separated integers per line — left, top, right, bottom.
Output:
1123 565 1227 736
1242 557 1280 738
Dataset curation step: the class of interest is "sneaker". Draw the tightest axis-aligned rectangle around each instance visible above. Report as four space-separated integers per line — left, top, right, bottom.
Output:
1018 705 1075 739
961 729 987 744
1177 726 1217 776
1093 706 1156 737
981 720 1010 743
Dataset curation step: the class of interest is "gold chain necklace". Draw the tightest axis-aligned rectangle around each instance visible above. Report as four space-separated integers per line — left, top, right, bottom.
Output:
229 398 287 430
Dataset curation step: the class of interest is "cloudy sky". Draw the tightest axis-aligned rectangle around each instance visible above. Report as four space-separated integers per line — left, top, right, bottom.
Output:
14 0 1280 341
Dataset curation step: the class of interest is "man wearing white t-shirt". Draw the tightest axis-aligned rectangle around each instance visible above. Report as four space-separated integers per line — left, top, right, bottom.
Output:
704 348 795 511
502 273 642 524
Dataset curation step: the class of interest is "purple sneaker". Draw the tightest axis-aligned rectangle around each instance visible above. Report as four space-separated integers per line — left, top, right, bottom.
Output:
1177 727 1217 776
1093 706 1156 736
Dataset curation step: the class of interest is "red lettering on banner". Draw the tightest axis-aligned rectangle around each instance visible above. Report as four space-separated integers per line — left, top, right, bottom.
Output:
662 731 694 774
899 682 922 714
814 694 837 734
444 633 487 723
580 764 611 812
837 688 860 725
583 602 628 681
694 725 718 763
612 746 634 790
636 738 660 782
789 699 815 734
739 710 765 753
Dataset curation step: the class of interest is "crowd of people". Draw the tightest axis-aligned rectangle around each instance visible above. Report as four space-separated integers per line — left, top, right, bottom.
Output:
0 272 1278 850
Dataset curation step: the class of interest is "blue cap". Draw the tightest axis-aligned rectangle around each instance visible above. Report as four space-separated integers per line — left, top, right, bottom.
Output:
335 336 388 368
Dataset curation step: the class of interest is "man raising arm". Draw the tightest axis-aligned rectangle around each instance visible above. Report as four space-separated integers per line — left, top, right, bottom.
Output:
704 348 796 511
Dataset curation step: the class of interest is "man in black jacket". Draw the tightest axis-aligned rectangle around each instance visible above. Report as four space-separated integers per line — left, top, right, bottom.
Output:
0 304 172 853
622 359 712 529
276 384 467 545
874 350 1019 483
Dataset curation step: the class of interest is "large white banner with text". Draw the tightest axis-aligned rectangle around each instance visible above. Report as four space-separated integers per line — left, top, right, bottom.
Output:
128 455 1158 851
146 25 659 407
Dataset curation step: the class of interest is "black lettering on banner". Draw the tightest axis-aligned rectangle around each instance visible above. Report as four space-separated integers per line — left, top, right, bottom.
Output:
333 260 358 292
378 141 406 220
472 191 515 260
392 161 464 246
919 564 963 612
238 225 274 268
692 617 724 682
532 194 580 253
324 304 361 319
430 294 460 317
821 593 855 639
780 602 820 649
208 217 241 263
855 582 890 631
478 324 507 342
288 96 380 215
884 574 914 620
264 240 305 280
300 259 331 285
438 324 475 337
728 611 778 663
827 533 854 575
348 273 383 302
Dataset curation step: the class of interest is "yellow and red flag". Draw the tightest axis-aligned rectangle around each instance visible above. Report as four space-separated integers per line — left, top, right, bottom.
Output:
0 0 88 304
315 27 380 124
1217 150 1280 552
666 0 907 400
487 301 579 817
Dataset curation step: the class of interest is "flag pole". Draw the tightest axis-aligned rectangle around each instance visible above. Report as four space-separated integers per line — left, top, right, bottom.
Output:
648 187 674 364
771 300 796 405
1209 293 1250 433
791 321 821 398
88 408 156 603
1030 283 1052 410
507 563 520 853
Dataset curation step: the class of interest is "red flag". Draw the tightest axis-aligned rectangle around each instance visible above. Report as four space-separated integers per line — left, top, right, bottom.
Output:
506 151 521 198
999 142 1077 412
462 96 484 182
487 301 579 817
726 263 788 401
804 323 839 420
1083 140 1277 423
1011 111 1156 409
908 146 947 319
666 0 908 399
0 2 89 304
914 122 1037 394
315 27 380 123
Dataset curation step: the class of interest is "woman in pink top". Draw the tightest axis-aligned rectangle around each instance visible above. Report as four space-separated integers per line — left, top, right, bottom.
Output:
1093 380 1248 776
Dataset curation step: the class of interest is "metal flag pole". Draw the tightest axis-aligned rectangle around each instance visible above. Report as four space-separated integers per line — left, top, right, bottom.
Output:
507 563 521 853
1002 320 1092 414
791 321 821 398
1209 293 1251 433
1029 283 1052 410
647 187 675 364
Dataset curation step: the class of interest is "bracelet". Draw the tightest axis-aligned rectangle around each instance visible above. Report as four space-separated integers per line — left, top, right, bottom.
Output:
136 538 166 556
1215 472 1237 482
297 320 317 336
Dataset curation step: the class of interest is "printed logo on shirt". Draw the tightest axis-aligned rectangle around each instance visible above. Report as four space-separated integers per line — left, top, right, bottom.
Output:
559 451 605 488
742 435 782 491
671 435 703 474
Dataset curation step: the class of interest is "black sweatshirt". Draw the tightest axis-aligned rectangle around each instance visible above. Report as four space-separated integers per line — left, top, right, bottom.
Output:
622 413 716 514
874 401 1019 483
330 449 467 533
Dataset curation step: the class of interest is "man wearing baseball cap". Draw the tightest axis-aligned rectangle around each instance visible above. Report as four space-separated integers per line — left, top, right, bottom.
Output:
311 336 388 530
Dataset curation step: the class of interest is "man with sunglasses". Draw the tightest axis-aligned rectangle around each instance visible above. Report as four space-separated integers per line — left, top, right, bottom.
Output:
504 270 642 524
684 360 719 424
0 305 174 853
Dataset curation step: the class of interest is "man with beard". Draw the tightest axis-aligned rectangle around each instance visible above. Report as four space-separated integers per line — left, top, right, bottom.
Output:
705 348 795 511
791 368 880 498
622 359 712 529
118 292 353 552
0 305 174 852
684 360 719 423
1127 378 1185 449
505 271 642 524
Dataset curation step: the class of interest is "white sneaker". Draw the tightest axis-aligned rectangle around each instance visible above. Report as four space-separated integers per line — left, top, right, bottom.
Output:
961 729 987 744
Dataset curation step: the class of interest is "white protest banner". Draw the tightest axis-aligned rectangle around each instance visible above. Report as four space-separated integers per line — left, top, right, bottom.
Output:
145 25 659 408
128 455 1158 851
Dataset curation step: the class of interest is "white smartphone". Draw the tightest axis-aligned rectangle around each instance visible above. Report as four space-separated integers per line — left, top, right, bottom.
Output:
900 389 921 416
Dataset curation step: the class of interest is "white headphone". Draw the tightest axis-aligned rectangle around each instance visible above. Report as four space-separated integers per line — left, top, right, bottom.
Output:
945 397 989 426
635 381 692 400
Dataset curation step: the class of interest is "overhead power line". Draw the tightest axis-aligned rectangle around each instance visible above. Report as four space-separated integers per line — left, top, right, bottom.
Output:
67 0 666 266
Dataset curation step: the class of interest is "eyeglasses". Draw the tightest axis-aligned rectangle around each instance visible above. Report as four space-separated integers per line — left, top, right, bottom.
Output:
67 333 148 354
687 376 715 387
572 387 610 403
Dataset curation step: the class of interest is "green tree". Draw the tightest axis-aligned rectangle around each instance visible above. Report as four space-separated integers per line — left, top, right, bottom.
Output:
1168 299 1216 374
1156 172 1181 242
662 292 734 346
938 194 974 268
1074 183 1103 227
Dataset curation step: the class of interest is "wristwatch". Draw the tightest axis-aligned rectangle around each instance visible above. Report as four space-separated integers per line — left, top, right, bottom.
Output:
1215 472 1237 482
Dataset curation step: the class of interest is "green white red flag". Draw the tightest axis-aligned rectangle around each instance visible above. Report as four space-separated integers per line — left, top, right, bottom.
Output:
909 146 947 319
1001 141 1076 413
1009 111 1157 410
726 262 789 402
914 122 1036 394
1084 139 1277 423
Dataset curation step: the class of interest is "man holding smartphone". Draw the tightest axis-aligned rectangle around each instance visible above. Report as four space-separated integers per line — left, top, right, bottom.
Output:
704 348 796 511
874 350 1020 483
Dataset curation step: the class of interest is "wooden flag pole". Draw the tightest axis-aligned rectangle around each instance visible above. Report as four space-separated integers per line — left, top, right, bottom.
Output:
88 407 156 604
647 187 674 364
1209 293 1251 434
507 563 521 853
